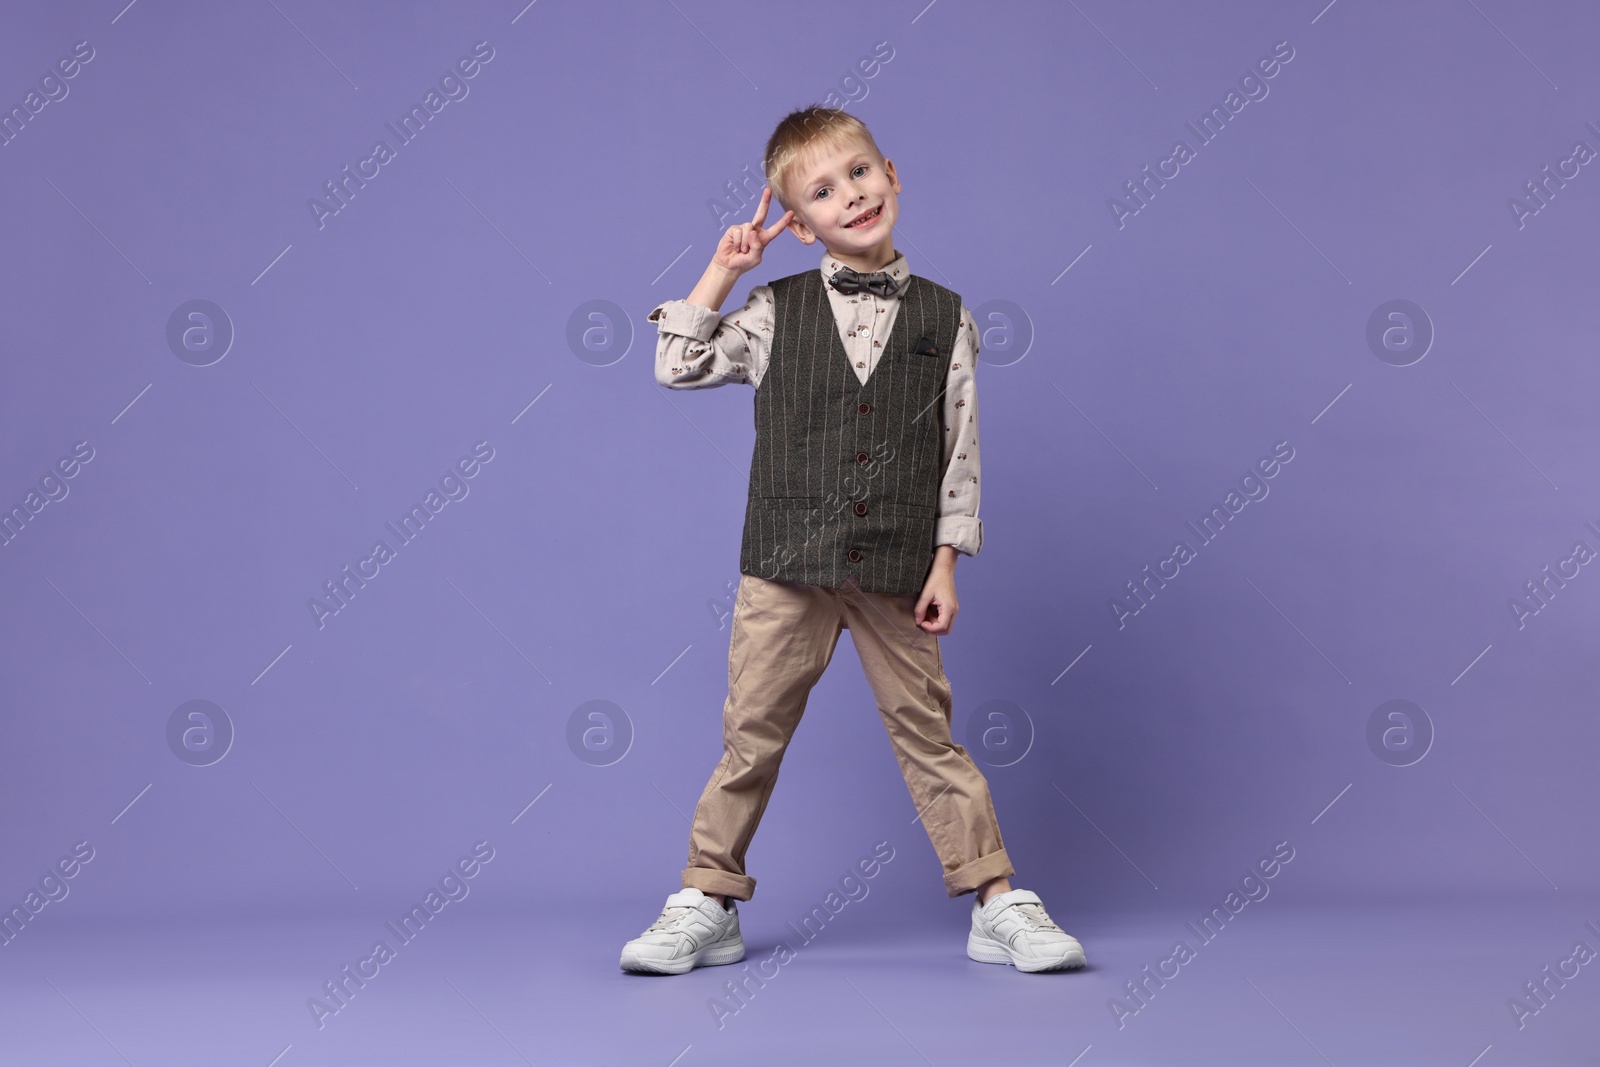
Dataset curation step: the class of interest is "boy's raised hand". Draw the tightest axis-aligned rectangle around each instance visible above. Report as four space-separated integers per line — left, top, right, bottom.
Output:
712 186 794 276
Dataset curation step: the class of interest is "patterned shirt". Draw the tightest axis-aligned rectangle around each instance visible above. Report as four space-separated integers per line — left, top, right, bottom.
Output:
649 249 982 556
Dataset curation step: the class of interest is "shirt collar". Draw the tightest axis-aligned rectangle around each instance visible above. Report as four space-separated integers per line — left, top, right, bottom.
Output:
820 249 910 298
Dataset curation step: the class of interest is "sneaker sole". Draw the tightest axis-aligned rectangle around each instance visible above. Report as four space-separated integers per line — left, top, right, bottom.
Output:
620 936 746 975
967 931 1086 973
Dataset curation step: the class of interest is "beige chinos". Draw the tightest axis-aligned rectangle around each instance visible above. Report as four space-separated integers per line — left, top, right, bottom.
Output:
681 571 1015 901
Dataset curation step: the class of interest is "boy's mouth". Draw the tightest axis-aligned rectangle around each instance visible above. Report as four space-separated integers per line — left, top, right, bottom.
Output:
844 205 882 228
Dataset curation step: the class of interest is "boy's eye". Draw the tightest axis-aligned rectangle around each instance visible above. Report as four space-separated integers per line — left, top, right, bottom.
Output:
815 165 871 200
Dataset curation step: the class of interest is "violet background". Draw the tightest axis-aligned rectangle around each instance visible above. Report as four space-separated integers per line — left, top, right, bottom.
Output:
1 1 1595 1064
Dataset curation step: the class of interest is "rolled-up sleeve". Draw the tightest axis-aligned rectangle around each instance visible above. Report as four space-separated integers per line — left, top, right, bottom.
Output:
935 305 982 556
650 286 773 389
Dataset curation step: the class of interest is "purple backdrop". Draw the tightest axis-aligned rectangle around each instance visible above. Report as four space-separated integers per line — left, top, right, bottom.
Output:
2 1 1596 1063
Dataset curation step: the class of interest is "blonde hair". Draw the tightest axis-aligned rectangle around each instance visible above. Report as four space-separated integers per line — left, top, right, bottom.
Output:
763 106 884 212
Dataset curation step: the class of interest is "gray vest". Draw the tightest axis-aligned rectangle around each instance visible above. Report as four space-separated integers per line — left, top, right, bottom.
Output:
738 268 963 595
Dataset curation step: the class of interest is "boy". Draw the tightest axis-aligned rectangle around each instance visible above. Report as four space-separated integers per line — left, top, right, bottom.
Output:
621 107 1085 975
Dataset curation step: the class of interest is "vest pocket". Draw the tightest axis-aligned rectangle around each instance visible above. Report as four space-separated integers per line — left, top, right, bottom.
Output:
755 495 932 516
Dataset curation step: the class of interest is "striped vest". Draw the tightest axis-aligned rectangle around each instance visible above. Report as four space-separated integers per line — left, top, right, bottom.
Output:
738 268 963 595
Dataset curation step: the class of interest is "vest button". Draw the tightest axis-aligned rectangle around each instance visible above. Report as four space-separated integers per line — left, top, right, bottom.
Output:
857 402 872 415
847 548 863 563
855 451 870 465
854 501 868 516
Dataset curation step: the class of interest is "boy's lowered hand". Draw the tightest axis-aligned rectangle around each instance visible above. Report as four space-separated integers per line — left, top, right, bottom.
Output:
914 551 959 635
712 186 794 277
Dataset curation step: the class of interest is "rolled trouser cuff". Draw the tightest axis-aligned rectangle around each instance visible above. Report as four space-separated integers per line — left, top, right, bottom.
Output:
943 849 1016 898
683 866 757 901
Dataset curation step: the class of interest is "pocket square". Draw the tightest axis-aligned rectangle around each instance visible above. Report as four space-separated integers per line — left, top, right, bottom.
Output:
913 335 938 356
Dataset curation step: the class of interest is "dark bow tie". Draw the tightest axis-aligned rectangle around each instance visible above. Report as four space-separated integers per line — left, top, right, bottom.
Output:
828 265 898 298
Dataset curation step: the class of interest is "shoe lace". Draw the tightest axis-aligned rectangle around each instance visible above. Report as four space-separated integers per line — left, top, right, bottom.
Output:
645 905 695 934
1010 902 1062 931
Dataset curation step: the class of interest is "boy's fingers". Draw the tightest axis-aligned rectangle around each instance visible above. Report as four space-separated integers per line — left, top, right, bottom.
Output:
761 211 794 242
750 186 771 226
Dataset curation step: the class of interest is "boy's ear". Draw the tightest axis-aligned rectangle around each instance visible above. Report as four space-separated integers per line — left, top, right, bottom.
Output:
786 217 817 244
883 156 900 193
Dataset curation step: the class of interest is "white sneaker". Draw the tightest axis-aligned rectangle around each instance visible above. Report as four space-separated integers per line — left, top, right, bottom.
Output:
967 889 1086 973
619 887 745 975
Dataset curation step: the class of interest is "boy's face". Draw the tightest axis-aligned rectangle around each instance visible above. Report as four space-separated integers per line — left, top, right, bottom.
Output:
781 136 901 267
